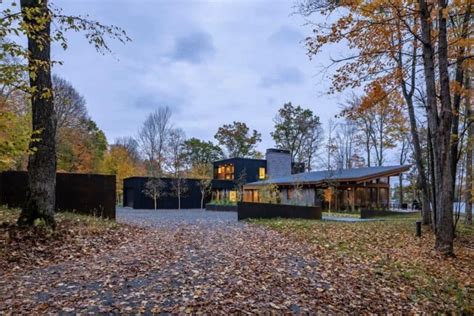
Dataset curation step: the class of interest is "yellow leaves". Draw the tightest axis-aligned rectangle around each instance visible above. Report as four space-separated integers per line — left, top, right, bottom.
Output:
0 109 31 171
101 145 142 202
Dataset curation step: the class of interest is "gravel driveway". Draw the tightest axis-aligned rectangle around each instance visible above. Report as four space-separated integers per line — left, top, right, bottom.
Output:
1 207 421 314
1 207 331 313
116 207 238 228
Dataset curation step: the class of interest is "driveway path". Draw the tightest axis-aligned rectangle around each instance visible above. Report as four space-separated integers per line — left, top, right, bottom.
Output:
1 208 333 313
0 208 417 313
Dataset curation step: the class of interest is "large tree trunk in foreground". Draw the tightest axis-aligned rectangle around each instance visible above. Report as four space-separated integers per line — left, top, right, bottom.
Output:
17 0 57 228
419 0 454 255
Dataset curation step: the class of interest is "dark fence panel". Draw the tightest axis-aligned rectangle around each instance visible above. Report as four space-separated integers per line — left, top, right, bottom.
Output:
360 209 416 219
205 204 237 212
237 202 321 221
123 177 211 209
0 171 116 219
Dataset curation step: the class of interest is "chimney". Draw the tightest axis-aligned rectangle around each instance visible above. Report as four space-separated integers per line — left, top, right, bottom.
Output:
266 148 291 179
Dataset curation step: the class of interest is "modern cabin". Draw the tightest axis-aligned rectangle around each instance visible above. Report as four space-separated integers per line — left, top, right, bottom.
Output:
244 165 411 211
210 149 305 202
123 147 410 211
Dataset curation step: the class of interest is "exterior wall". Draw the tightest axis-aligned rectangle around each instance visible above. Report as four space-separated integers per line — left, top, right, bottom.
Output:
0 171 116 219
123 177 210 209
280 188 316 206
266 149 291 179
213 158 266 183
237 202 321 220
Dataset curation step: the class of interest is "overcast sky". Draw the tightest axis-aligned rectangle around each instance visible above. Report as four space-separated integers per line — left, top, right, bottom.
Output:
51 0 346 151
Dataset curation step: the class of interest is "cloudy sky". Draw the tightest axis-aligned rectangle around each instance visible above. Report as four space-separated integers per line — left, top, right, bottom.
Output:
52 0 345 151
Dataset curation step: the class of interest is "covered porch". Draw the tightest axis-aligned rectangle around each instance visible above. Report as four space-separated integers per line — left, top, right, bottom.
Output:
243 165 410 211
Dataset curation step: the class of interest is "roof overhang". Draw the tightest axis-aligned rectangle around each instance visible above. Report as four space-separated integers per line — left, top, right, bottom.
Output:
244 165 411 189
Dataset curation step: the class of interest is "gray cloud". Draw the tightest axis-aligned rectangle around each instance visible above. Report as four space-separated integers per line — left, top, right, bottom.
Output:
133 92 185 114
269 25 304 45
52 0 341 152
170 31 216 64
260 66 305 87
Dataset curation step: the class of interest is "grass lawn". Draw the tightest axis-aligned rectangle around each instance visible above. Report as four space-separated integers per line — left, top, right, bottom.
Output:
0 207 144 272
322 211 360 218
250 214 474 313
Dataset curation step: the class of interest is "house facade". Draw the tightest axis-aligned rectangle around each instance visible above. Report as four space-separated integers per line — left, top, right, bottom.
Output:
210 149 304 202
244 165 411 211
123 147 410 210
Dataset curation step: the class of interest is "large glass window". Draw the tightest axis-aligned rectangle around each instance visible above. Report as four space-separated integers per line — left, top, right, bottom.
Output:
259 167 266 179
216 163 234 180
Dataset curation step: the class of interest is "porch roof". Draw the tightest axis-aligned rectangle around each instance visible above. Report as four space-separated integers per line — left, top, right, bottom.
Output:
244 165 411 188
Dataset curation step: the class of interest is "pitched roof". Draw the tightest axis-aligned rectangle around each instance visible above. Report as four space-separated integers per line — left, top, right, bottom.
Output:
244 165 411 187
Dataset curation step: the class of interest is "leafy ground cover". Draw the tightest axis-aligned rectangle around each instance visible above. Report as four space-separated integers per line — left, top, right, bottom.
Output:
252 214 474 313
1 207 472 313
0 207 146 272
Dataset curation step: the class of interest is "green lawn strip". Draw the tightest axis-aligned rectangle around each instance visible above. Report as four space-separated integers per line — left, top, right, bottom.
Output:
322 211 360 218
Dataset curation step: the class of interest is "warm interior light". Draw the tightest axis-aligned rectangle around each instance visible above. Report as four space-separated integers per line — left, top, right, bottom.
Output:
229 191 237 202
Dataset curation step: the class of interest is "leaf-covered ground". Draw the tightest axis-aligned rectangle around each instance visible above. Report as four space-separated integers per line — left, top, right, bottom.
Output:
1 208 473 313
254 215 474 313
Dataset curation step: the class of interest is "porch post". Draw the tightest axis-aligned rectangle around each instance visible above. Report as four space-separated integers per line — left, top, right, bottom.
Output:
351 187 356 211
376 187 380 209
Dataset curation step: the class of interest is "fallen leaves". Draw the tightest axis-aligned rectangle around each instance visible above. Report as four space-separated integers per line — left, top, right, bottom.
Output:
0 208 145 273
0 208 472 313
256 216 474 313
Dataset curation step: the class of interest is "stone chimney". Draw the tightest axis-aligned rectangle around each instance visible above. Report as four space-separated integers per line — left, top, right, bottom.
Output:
266 148 291 179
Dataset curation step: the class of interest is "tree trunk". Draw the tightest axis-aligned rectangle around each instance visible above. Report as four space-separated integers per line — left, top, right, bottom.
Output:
201 193 204 209
419 0 454 254
435 0 455 255
404 84 431 225
17 0 57 228
465 73 473 225
396 25 432 224
450 4 471 191
154 197 157 210
399 173 403 208
428 128 437 231
366 139 371 167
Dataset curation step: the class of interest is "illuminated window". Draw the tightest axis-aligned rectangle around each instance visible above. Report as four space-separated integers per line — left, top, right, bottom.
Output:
253 190 259 202
259 167 266 179
216 163 234 180
229 191 237 202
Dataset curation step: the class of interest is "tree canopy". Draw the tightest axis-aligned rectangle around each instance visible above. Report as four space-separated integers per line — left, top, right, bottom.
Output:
214 121 262 159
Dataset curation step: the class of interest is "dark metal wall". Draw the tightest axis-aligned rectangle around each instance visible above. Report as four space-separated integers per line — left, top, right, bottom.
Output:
0 171 116 219
213 158 266 183
123 177 212 209
237 202 322 220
